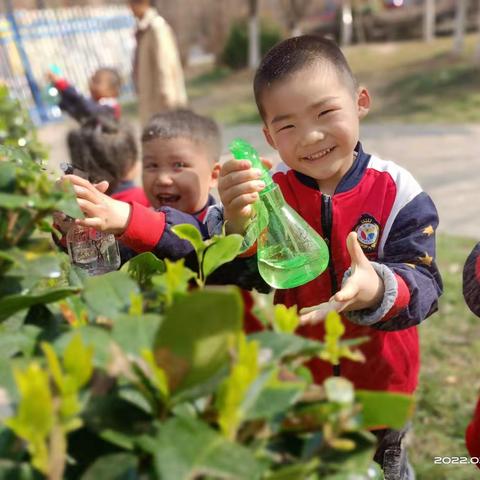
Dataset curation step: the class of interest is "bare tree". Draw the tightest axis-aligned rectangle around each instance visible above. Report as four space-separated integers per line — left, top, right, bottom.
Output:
280 0 313 37
475 0 480 61
423 0 435 42
340 0 353 46
248 0 260 69
452 0 468 56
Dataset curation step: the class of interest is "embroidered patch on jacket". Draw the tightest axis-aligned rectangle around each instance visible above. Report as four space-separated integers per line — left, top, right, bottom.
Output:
354 214 380 255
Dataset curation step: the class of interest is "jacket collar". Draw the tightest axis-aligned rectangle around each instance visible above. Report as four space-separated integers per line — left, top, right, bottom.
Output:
293 142 371 194
195 194 217 221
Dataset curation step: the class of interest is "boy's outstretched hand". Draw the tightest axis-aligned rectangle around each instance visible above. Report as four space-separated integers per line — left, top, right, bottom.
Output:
218 158 272 234
63 175 131 236
300 232 385 325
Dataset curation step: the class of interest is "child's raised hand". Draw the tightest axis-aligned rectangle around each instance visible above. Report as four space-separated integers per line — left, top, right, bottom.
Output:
218 157 271 234
64 175 131 235
300 232 385 325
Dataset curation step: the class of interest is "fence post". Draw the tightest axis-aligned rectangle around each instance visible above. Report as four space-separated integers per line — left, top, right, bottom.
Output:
6 0 48 123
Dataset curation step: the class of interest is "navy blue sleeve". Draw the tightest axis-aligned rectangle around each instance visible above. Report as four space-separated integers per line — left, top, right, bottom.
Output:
58 86 114 123
374 192 443 331
463 242 480 317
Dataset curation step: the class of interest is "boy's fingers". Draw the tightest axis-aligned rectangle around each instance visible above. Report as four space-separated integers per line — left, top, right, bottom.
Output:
218 169 263 192
93 180 109 193
333 280 359 303
220 159 253 177
225 193 259 216
346 231 369 267
220 180 264 207
260 157 273 170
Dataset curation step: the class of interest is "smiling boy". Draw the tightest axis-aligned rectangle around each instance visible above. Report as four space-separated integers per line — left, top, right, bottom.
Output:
218 35 443 479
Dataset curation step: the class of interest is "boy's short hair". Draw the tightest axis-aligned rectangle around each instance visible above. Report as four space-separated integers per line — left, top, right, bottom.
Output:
141 109 221 161
67 114 137 195
94 67 122 96
254 35 357 119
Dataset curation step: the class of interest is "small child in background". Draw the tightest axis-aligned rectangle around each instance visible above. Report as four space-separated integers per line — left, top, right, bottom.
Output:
47 67 122 123
53 114 148 246
66 114 148 205
462 244 480 467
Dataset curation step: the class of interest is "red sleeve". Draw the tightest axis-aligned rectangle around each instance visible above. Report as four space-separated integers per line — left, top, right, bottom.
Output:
118 202 165 253
112 187 150 207
381 273 411 322
54 78 69 91
466 398 480 466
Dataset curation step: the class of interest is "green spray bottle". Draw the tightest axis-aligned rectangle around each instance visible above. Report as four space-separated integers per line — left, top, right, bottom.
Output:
229 139 329 289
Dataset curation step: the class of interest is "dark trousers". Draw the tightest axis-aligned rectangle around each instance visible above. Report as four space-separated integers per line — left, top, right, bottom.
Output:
373 424 414 480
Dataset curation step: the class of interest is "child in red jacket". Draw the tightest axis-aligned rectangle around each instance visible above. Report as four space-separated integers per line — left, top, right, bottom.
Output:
217 35 442 479
462 243 480 466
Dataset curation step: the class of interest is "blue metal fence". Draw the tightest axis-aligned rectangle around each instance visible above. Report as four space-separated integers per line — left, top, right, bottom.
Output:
0 5 136 125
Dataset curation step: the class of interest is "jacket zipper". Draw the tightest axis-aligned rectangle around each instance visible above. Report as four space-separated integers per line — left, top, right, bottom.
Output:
321 194 341 377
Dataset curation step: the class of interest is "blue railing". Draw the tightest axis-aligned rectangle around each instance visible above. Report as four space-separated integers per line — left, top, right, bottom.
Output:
0 6 136 125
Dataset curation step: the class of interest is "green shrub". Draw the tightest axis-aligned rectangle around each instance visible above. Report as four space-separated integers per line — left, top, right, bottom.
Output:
220 19 283 69
0 85 47 163
0 145 414 479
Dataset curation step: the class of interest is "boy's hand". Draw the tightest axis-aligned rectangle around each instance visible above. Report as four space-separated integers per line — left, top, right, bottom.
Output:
218 158 271 234
300 232 385 325
63 175 131 235
46 71 59 84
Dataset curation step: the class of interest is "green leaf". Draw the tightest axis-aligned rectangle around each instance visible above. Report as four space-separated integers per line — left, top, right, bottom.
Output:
154 287 242 396
81 453 138 480
82 271 139 318
0 287 79 322
202 234 243 278
54 326 113 368
0 326 40 359
272 304 299 334
63 333 94 389
355 390 414 430
264 458 320 480
249 331 324 362
148 417 263 480
152 258 196 305
171 224 204 252
121 252 165 289
243 369 305 421
111 314 163 356
217 335 260 438
4 363 54 474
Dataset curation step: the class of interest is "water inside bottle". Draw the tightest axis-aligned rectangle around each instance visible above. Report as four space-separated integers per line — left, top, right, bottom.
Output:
67 226 120 275
258 245 328 289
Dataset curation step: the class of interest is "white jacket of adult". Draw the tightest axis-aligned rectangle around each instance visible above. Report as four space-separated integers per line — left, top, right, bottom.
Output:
133 8 187 126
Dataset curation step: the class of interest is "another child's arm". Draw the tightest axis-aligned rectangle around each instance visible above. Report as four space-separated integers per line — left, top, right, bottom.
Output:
47 73 113 122
463 242 480 317
64 175 209 261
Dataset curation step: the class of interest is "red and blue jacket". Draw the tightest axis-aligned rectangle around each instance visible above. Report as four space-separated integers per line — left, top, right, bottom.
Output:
462 243 480 465
239 143 442 394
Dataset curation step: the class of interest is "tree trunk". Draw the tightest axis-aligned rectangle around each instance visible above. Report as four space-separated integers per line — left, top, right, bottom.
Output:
452 0 467 56
341 0 353 46
475 0 480 61
248 0 260 69
423 0 435 42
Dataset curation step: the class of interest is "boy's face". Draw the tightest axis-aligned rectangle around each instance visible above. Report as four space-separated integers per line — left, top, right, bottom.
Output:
89 72 115 100
261 63 370 194
142 136 220 214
